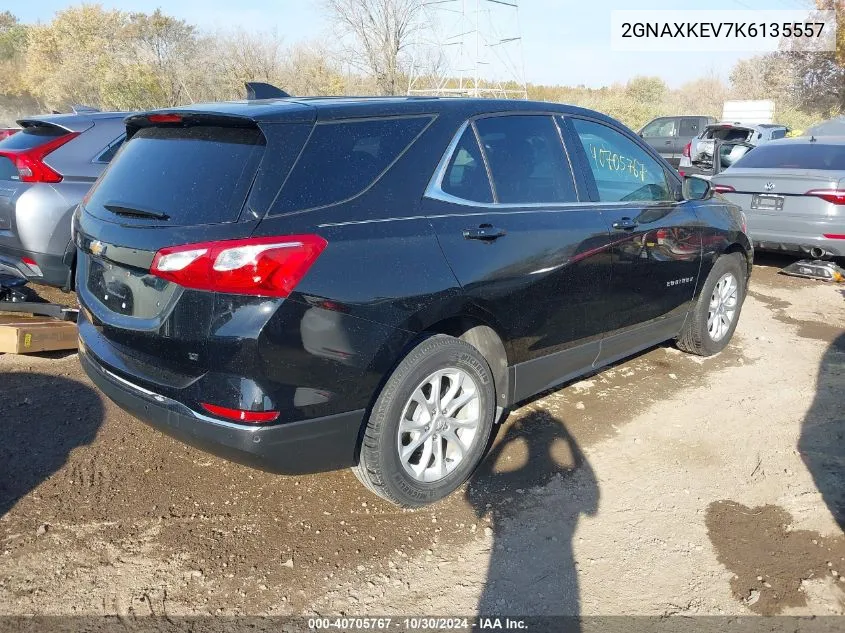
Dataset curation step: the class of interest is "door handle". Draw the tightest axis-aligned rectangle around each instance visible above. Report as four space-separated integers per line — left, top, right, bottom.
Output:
612 218 638 231
664 140 673 145
463 225 506 241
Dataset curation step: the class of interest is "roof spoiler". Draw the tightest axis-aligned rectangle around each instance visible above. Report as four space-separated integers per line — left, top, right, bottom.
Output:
71 104 101 114
245 82 291 100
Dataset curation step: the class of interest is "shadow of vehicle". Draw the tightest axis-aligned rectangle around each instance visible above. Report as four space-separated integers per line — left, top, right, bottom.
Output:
466 409 598 621
798 333 845 530
0 373 104 517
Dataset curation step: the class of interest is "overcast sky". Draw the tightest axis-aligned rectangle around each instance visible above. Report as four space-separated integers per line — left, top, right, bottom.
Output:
14 0 814 88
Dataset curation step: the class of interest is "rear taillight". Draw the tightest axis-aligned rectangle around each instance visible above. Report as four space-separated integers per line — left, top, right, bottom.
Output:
805 189 845 205
0 131 79 183
150 234 327 297
200 402 280 423
712 184 735 194
683 142 691 158
0 129 18 141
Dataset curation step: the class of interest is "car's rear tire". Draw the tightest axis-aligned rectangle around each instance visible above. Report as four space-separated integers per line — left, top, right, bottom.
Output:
677 252 747 356
353 334 496 507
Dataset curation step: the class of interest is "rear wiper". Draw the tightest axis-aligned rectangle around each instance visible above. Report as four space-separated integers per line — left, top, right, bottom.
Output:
104 203 170 221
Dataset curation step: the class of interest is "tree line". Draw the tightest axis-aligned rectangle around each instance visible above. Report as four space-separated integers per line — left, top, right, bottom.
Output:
0 1 841 132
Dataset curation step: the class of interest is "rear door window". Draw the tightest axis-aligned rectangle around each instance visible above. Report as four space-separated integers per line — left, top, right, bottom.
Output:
474 115 577 204
95 136 125 163
275 116 433 213
679 118 702 137
84 126 265 226
440 127 493 203
571 118 673 203
733 143 845 170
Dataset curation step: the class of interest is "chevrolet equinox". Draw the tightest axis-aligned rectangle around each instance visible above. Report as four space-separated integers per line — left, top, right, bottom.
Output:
74 97 752 507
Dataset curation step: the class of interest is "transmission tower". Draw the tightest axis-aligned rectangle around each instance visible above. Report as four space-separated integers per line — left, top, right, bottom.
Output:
407 0 529 99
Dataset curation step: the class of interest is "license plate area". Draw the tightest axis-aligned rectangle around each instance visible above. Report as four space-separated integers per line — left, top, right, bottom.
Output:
87 257 176 319
751 194 784 211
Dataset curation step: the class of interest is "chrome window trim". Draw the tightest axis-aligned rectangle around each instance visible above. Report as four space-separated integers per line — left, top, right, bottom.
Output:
91 133 126 165
425 114 583 209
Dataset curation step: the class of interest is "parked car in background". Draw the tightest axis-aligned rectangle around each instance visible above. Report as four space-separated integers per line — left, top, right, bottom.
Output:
639 115 716 169
711 136 845 259
680 122 789 178
74 96 752 507
0 108 126 289
0 128 19 141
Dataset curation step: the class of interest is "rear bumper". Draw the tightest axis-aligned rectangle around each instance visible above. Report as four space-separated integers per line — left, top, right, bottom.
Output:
80 344 365 475
751 233 845 258
0 246 72 288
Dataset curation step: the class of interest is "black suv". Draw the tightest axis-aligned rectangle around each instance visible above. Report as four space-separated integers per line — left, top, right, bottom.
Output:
74 97 752 507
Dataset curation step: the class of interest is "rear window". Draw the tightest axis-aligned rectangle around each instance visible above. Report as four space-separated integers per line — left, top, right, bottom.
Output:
706 127 752 143
733 143 845 170
274 116 433 213
0 124 66 151
85 126 265 226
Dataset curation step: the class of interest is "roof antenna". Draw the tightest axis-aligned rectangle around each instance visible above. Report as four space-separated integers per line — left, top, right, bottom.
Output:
810 135 817 142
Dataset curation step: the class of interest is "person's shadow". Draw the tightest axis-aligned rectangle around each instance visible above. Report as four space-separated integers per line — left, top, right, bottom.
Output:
466 408 599 622
798 333 845 530
0 372 104 518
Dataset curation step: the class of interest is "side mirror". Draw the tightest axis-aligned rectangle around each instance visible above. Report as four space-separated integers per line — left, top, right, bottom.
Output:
682 175 713 201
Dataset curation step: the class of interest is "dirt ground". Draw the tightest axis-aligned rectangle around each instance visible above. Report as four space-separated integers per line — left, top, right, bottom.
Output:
1 254 844 619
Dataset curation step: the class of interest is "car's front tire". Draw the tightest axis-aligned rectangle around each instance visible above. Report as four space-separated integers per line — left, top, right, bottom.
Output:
353 334 496 507
677 252 747 356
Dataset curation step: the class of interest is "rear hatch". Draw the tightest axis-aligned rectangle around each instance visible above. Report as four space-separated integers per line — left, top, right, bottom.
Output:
692 125 754 170
75 107 315 382
0 120 85 238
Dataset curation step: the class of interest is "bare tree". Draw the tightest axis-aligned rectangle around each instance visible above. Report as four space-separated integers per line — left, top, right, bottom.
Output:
325 0 424 95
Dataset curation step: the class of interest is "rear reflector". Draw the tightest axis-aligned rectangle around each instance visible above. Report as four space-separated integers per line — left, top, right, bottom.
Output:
712 184 735 194
0 131 79 183
147 113 183 123
21 256 43 277
805 189 845 205
150 234 327 297
200 402 280 423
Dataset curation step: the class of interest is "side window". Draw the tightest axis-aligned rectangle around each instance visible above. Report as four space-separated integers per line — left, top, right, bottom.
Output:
571 118 673 203
440 127 493 203
640 118 677 138
276 116 433 213
770 129 787 140
96 136 125 163
474 115 576 204
679 118 701 137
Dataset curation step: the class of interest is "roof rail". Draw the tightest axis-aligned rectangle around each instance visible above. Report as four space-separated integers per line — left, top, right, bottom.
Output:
71 104 101 114
245 82 291 100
